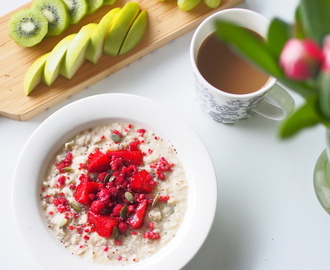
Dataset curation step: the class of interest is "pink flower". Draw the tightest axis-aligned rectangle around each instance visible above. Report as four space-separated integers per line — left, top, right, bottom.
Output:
279 38 324 81
322 35 330 73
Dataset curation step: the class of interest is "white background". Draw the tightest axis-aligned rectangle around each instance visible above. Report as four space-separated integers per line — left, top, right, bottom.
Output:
2 0 330 269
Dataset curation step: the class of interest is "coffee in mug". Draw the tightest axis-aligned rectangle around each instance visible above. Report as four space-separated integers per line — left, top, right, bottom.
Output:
190 8 295 123
196 30 270 95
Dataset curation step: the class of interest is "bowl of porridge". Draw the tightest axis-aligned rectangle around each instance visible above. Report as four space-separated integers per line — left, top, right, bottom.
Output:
13 93 217 270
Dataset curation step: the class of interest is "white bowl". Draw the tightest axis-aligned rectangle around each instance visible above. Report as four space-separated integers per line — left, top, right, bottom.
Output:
12 93 217 270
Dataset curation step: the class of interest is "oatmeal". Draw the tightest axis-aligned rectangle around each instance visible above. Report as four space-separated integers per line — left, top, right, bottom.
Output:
40 123 188 265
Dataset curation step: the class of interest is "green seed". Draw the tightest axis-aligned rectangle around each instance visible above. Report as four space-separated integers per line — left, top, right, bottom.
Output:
70 201 81 212
110 133 121 142
63 166 74 173
152 194 160 208
104 172 112 183
124 191 134 203
59 218 68 228
112 226 119 239
120 205 128 220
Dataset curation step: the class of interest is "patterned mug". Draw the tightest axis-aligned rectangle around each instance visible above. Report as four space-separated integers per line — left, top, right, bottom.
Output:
190 8 295 124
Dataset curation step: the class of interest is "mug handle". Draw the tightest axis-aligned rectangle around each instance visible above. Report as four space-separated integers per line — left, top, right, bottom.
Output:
252 83 295 120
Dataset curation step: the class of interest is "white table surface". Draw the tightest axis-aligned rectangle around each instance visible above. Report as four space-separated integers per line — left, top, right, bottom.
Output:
2 0 330 269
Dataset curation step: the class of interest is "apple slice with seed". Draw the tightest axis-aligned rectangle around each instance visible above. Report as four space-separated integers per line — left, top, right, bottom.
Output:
60 23 97 79
24 52 49 95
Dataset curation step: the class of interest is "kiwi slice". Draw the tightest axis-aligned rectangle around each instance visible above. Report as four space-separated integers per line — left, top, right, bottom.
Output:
86 0 103 14
32 0 70 36
8 9 48 47
102 0 116 5
62 0 88 24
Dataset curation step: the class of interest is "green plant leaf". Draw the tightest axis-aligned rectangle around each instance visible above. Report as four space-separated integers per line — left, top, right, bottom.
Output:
318 72 330 120
214 20 282 77
300 0 330 44
277 77 315 98
294 5 306 39
267 18 291 58
278 95 323 138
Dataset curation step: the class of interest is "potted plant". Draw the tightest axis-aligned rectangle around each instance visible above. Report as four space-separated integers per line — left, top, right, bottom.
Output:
214 0 330 213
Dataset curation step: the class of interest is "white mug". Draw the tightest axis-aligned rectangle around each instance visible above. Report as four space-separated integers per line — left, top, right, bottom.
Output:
190 8 295 124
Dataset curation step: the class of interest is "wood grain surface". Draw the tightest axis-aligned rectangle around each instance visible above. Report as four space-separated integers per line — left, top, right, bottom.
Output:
0 0 243 121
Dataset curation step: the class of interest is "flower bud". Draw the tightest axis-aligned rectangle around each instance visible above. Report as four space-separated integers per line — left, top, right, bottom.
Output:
321 35 330 73
279 38 324 81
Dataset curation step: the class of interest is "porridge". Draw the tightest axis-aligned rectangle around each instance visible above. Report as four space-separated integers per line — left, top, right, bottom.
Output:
40 123 188 265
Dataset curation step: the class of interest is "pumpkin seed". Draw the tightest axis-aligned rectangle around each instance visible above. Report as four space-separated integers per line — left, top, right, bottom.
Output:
59 218 68 228
120 205 128 220
109 176 115 182
104 172 112 183
63 166 74 173
124 191 134 203
70 201 81 212
112 226 119 239
152 194 160 208
110 133 121 143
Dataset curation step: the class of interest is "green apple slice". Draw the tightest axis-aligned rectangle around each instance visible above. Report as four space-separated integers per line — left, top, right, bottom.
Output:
24 52 50 95
60 23 97 79
119 10 148 56
85 7 120 64
44 34 76 86
104 2 140 56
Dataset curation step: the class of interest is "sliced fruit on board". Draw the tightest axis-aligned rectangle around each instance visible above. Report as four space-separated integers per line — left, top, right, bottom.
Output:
23 2 148 95
119 10 148 55
24 53 50 95
31 0 71 36
8 9 48 47
177 0 202 11
102 0 117 5
204 0 222 8
86 0 104 14
104 2 140 56
85 7 121 64
62 0 88 24
44 34 77 86
60 23 97 79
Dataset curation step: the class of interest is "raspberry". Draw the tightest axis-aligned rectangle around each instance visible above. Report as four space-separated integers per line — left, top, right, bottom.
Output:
97 188 111 202
90 200 106 214
159 195 170 202
55 152 73 173
97 172 108 182
137 129 146 136
112 204 124 216
118 222 128 233
143 231 161 240
148 222 155 231
55 175 67 188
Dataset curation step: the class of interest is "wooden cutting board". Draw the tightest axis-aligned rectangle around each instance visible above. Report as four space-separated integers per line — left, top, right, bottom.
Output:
0 0 243 121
